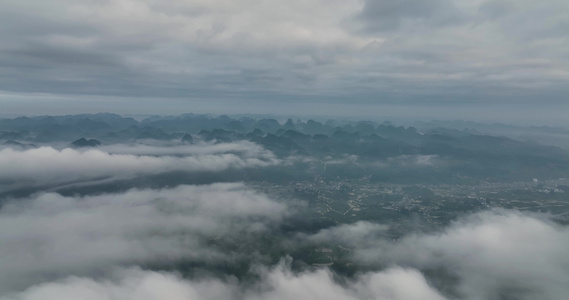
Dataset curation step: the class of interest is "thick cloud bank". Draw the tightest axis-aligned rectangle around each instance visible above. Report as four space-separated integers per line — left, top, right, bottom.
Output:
0 183 286 292
3 263 445 300
0 142 278 190
307 210 569 300
1 190 568 300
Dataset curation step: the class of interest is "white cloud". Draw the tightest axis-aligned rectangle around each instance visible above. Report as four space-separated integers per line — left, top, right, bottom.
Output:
0 183 287 292
250 262 446 300
0 268 237 300
0 142 278 190
309 210 569 300
99 141 272 156
2 183 568 299
2 263 446 300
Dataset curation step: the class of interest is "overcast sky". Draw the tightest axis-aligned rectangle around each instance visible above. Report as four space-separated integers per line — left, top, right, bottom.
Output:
0 0 567 123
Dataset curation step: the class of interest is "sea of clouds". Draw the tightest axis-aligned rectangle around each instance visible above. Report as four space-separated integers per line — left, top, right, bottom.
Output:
0 142 568 299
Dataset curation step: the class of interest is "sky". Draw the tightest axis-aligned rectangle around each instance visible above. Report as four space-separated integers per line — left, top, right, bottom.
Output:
0 0 568 123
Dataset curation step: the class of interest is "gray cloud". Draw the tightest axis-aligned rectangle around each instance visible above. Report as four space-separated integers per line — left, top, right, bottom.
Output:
0 183 287 292
358 0 465 32
304 210 569 300
0 0 568 115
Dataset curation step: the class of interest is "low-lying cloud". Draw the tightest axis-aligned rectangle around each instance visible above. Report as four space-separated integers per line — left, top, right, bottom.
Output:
0 142 278 190
99 141 273 157
1 140 567 300
0 183 287 292
304 210 569 300
2 262 446 300
2 189 568 300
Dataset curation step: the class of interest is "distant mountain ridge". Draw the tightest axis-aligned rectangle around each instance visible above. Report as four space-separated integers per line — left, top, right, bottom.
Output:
2 113 569 182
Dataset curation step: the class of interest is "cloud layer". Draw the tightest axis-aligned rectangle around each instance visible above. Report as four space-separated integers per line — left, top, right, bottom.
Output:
0 183 287 292
0 142 278 190
2 184 568 300
305 210 569 300
2 263 446 300
0 0 568 114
